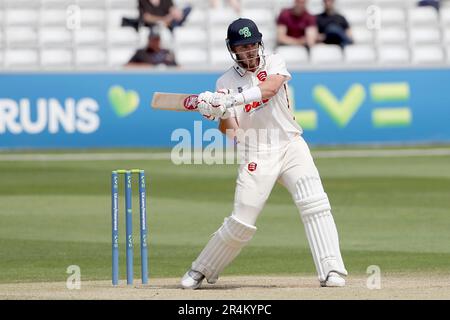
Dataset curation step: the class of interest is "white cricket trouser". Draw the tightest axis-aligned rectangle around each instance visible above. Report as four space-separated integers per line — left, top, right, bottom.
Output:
191 136 347 283
232 136 348 281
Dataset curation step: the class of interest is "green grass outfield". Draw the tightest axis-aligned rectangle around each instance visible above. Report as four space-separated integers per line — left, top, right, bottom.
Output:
0 147 449 284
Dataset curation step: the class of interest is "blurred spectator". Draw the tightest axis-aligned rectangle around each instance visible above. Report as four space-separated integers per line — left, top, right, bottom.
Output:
276 0 318 48
139 0 191 32
417 0 440 11
127 31 177 67
210 0 241 13
316 0 353 47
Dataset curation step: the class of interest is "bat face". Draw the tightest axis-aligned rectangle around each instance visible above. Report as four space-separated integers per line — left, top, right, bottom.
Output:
151 92 199 112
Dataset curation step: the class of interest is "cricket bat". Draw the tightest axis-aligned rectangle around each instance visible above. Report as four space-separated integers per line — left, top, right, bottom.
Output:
151 92 199 112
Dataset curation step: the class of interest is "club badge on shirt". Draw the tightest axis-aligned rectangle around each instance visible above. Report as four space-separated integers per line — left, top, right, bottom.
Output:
248 162 257 172
257 71 267 82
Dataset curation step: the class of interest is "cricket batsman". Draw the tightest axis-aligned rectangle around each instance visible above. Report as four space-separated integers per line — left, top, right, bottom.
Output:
181 18 348 289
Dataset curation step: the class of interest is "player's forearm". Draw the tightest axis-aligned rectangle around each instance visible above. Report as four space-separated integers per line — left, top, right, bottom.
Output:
230 76 285 106
258 77 285 100
219 117 239 138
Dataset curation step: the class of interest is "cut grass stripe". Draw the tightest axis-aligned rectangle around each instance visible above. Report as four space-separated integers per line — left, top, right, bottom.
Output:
0 239 449 283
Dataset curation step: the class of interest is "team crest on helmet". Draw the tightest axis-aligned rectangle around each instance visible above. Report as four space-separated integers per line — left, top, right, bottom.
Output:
239 27 252 38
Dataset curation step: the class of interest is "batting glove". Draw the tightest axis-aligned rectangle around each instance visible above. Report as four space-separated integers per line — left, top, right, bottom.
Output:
197 91 214 104
197 90 231 120
197 100 217 121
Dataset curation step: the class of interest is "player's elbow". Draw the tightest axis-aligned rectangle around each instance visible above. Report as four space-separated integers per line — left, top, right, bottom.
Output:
262 87 279 99
218 119 228 135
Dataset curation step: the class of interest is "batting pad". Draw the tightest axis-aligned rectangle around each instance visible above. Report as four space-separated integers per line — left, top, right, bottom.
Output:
191 216 257 284
294 176 348 282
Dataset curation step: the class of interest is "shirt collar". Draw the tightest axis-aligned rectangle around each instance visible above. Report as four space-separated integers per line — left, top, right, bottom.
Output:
233 64 247 77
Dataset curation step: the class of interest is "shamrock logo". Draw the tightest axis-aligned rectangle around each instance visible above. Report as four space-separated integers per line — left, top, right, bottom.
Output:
239 27 252 38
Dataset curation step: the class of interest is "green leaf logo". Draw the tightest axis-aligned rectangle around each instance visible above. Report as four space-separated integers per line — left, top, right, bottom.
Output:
108 86 140 118
313 84 365 128
239 27 252 38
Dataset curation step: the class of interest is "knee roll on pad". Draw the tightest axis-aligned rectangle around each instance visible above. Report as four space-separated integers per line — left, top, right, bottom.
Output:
191 215 257 284
294 176 348 281
218 215 256 247
293 176 331 218
297 193 331 216
294 176 327 208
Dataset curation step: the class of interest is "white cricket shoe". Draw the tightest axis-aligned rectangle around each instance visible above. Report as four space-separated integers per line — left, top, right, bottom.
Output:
181 270 205 290
320 272 346 287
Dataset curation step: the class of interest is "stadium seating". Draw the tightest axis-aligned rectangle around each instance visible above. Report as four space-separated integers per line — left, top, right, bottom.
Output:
310 44 343 64
183 8 207 27
40 27 72 47
6 27 38 47
242 0 274 9
41 49 73 67
0 0 448 69
80 9 107 27
75 48 107 67
340 8 367 26
174 27 208 47
378 45 410 64
344 45 377 64
108 47 136 67
208 8 238 26
241 8 274 25
412 45 445 64
75 28 106 46
380 7 407 27
352 26 375 44
409 27 441 45
210 48 233 67
377 27 408 45
442 7 450 26
276 45 309 65
41 9 69 26
409 7 439 26
108 28 140 46
445 29 450 45
5 9 39 26
5 49 39 68
209 26 228 47
175 48 208 66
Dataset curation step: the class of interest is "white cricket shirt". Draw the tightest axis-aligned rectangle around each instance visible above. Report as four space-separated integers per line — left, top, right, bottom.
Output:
216 53 303 151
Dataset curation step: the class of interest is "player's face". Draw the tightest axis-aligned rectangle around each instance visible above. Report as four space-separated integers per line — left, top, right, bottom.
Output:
233 43 260 71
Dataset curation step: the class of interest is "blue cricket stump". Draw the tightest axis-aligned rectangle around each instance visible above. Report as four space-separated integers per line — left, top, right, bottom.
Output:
139 170 149 285
125 171 133 285
111 171 119 286
111 169 149 286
